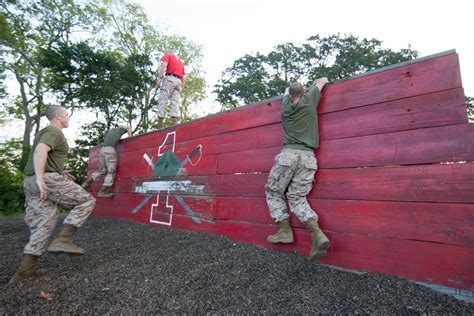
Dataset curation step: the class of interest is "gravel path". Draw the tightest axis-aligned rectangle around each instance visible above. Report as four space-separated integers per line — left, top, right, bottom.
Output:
1 215 472 314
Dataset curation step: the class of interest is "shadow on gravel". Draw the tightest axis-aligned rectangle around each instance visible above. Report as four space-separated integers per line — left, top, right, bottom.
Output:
1 216 472 314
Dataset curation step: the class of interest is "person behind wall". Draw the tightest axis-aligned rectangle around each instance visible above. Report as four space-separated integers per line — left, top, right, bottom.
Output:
82 125 132 198
10 105 96 284
153 50 186 130
265 77 330 262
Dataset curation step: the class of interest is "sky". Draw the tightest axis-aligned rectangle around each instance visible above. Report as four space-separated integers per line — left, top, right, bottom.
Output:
134 0 473 116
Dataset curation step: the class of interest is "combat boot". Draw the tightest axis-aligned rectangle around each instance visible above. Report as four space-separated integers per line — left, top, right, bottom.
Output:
9 254 41 284
97 186 114 198
266 218 294 243
48 224 85 255
81 177 93 191
306 219 330 262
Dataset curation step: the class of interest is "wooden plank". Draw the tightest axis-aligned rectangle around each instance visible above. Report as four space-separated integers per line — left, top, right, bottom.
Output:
318 123 474 168
217 123 474 173
212 196 474 247
320 88 467 140
217 146 279 175
319 53 461 113
215 221 474 291
313 162 474 203
114 163 474 203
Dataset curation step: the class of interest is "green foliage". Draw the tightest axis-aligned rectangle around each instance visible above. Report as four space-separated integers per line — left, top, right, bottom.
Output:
214 34 418 109
0 140 24 215
466 96 474 122
1 0 104 165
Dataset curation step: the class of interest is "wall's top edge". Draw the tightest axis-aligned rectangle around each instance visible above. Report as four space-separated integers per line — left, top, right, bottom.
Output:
219 49 457 110
334 49 457 84
132 50 457 139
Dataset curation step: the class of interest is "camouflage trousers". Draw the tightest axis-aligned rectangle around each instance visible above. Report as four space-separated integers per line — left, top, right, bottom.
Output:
156 75 182 118
23 173 96 256
91 146 117 187
265 148 319 223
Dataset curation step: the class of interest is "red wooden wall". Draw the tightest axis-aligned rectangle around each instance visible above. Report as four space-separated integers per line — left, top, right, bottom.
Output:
87 50 474 293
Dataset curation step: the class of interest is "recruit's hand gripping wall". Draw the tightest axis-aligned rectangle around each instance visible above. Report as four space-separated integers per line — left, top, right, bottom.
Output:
87 50 474 295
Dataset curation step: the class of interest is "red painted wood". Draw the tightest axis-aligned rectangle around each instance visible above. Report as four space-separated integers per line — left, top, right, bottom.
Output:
320 53 461 113
88 52 474 292
320 87 467 140
112 163 474 204
212 196 474 247
313 162 474 203
217 123 474 173
215 221 474 291
319 123 474 168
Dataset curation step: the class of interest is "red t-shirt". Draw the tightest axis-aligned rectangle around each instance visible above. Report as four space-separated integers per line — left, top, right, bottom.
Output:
162 53 185 78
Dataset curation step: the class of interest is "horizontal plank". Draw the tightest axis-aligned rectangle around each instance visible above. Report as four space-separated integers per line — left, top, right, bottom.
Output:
117 163 474 203
217 123 474 173
215 221 474 291
320 87 467 140
318 123 474 168
212 196 474 247
313 162 474 203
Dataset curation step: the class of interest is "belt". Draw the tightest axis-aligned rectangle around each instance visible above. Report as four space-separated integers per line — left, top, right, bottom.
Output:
166 73 182 79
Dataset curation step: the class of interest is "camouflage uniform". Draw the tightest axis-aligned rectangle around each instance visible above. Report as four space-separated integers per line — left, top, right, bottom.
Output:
156 75 182 118
265 148 318 223
23 173 95 256
91 146 118 187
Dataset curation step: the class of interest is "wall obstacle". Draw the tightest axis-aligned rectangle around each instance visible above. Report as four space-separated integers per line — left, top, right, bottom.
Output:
87 50 474 295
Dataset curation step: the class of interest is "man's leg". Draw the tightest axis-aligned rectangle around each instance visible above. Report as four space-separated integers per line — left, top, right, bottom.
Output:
83 147 107 190
286 153 329 261
154 77 174 129
265 150 298 243
98 146 117 198
10 176 59 283
46 173 96 254
168 81 181 126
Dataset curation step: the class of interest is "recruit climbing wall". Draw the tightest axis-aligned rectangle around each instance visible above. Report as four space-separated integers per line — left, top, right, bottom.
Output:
86 50 474 295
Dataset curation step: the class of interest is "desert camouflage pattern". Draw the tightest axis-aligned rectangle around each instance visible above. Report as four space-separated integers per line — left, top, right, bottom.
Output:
91 146 117 187
265 149 319 223
156 75 182 118
23 173 95 256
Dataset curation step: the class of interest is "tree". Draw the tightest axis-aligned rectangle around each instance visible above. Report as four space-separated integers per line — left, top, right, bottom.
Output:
0 139 24 214
92 2 207 133
467 96 474 122
0 0 101 168
214 34 418 109
214 53 271 109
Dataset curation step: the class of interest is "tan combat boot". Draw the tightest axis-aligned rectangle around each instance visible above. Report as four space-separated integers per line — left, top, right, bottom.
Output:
9 254 41 284
48 224 85 255
306 219 330 262
266 218 294 243
97 186 114 198
81 177 93 191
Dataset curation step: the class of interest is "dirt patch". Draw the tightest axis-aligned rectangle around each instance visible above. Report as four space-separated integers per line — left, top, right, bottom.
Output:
1 216 472 314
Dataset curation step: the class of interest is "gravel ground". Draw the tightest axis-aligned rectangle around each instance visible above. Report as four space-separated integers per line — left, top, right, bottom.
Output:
1 215 472 314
